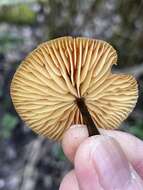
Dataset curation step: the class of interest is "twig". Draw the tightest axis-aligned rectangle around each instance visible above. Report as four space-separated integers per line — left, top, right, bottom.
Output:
19 136 45 190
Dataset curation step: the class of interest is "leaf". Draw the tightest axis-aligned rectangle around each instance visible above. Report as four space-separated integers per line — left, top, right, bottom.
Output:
128 124 143 140
1 113 18 131
51 144 66 161
58 147 66 161
1 113 18 138
130 129 143 139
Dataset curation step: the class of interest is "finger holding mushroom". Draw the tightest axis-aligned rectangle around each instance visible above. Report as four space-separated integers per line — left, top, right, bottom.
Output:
10 37 138 141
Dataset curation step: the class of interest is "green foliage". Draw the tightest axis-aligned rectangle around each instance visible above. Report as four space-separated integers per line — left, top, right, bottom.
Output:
51 144 66 161
0 4 37 25
1 113 18 139
124 120 143 140
57 147 66 161
128 121 143 140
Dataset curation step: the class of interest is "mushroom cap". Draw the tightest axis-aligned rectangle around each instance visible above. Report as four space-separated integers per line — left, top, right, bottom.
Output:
10 37 138 141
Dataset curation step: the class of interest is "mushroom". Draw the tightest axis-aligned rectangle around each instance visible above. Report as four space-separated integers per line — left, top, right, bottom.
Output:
10 37 138 141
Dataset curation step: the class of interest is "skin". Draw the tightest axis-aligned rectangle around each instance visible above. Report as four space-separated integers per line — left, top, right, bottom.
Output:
59 125 143 190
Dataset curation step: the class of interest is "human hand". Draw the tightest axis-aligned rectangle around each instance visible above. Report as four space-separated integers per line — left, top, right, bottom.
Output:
59 125 143 190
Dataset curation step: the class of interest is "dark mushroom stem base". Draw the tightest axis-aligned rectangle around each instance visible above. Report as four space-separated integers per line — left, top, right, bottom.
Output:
76 97 100 136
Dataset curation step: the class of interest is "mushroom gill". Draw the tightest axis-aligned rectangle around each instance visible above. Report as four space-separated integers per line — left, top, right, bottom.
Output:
10 37 138 141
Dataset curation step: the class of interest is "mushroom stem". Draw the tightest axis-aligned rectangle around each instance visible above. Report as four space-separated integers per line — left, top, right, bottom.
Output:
76 97 100 136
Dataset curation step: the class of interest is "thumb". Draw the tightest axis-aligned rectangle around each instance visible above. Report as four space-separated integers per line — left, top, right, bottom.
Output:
74 135 143 190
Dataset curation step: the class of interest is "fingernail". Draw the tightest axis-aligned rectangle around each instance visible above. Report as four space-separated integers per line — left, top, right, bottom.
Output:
70 124 86 129
91 136 131 189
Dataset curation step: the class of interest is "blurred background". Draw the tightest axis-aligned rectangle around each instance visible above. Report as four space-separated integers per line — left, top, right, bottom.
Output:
0 0 143 189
